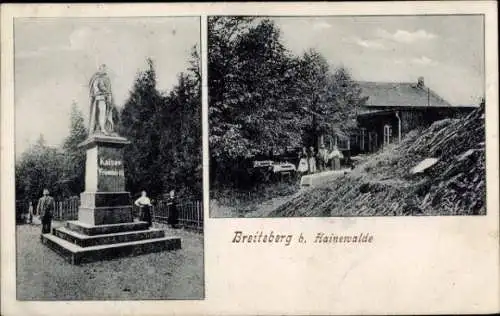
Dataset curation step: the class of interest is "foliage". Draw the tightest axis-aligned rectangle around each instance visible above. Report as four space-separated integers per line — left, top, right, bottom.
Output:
15 134 66 202
119 58 165 197
208 17 366 187
17 50 202 202
120 53 202 199
209 18 302 159
61 102 88 194
157 71 202 199
16 104 88 202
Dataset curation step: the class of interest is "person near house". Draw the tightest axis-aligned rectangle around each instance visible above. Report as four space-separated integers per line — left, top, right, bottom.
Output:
167 190 179 228
37 189 55 234
297 147 309 176
134 190 152 228
308 146 317 174
329 145 344 170
317 144 328 172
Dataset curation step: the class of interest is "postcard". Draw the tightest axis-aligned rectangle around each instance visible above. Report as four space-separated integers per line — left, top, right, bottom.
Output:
1 2 498 315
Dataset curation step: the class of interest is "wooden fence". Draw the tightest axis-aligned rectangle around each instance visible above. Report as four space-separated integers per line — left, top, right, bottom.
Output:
16 198 203 232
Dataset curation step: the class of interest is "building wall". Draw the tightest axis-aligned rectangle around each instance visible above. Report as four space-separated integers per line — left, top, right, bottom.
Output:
353 111 400 153
400 110 425 134
354 106 476 154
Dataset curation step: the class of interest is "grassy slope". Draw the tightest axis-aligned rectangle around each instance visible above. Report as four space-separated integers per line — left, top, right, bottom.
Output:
210 181 300 217
271 106 486 217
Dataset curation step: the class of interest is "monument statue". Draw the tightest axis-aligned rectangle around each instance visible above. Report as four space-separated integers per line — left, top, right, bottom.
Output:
42 67 181 265
88 64 117 136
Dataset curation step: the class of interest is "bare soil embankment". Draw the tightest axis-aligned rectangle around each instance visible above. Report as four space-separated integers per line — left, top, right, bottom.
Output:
271 105 486 217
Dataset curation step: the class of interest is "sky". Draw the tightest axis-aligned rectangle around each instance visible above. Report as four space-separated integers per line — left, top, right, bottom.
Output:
15 17 200 156
273 15 484 106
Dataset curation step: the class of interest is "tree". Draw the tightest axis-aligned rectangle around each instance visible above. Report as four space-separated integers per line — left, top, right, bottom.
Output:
158 70 202 198
293 51 367 147
208 17 367 188
208 17 256 160
119 58 165 197
15 134 65 201
329 66 366 133
61 102 88 195
209 17 302 160
119 55 202 199
294 49 334 147
16 105 89 202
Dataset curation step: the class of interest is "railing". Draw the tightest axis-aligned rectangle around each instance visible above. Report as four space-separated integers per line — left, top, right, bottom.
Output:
15 199 79 222
54 199 79 221
15 200 29 223
16 198 203 232
150 200 203 232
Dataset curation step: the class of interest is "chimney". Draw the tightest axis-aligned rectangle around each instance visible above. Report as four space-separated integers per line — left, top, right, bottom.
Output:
417 76 425 88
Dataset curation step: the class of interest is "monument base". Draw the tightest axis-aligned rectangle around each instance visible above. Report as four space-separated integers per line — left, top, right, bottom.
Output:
41 133 182 264
41 221 182 265
78 206 134 225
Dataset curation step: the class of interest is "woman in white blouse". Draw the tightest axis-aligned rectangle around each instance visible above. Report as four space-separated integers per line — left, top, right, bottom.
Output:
134 190 152 227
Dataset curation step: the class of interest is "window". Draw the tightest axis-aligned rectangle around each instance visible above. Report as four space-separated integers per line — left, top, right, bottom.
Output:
383 124 392 146
360 128 367 151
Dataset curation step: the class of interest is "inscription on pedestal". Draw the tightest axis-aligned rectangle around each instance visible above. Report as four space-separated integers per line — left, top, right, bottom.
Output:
84 139 128 193
79 135 133 226
97 146 126 192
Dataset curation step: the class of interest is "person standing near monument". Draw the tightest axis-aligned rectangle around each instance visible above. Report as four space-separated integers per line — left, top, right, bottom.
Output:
167 190 179 228
135 190 152 227
27 201 34 224
37 189 55 234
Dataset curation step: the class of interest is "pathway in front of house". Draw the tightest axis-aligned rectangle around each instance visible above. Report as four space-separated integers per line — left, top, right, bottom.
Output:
246 169 352 217
243 192 302 218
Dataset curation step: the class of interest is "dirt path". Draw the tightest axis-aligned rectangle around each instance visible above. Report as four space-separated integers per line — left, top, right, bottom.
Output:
243 192 302 217
247 170 353 217
210 171 354 218
16 222 204 300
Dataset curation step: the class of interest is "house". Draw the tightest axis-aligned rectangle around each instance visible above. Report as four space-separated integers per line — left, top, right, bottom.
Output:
350 77 477 154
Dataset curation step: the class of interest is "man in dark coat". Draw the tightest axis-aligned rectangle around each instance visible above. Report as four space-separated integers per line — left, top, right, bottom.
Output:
167 190 179 228
37 188 55 235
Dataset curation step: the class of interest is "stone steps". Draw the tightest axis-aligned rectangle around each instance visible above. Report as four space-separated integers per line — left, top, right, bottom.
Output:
66 220 150 235
41 232 181 265
42 136 185 265
53 226 166 247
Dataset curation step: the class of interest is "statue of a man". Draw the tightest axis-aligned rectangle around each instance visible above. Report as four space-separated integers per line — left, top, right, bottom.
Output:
88 64 117 135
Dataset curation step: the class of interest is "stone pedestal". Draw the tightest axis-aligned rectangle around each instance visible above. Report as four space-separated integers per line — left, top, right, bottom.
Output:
79 135 133 225
41 134 181 264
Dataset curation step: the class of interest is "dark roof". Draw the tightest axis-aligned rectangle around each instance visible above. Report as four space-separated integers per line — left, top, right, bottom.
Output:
357 81 452 108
